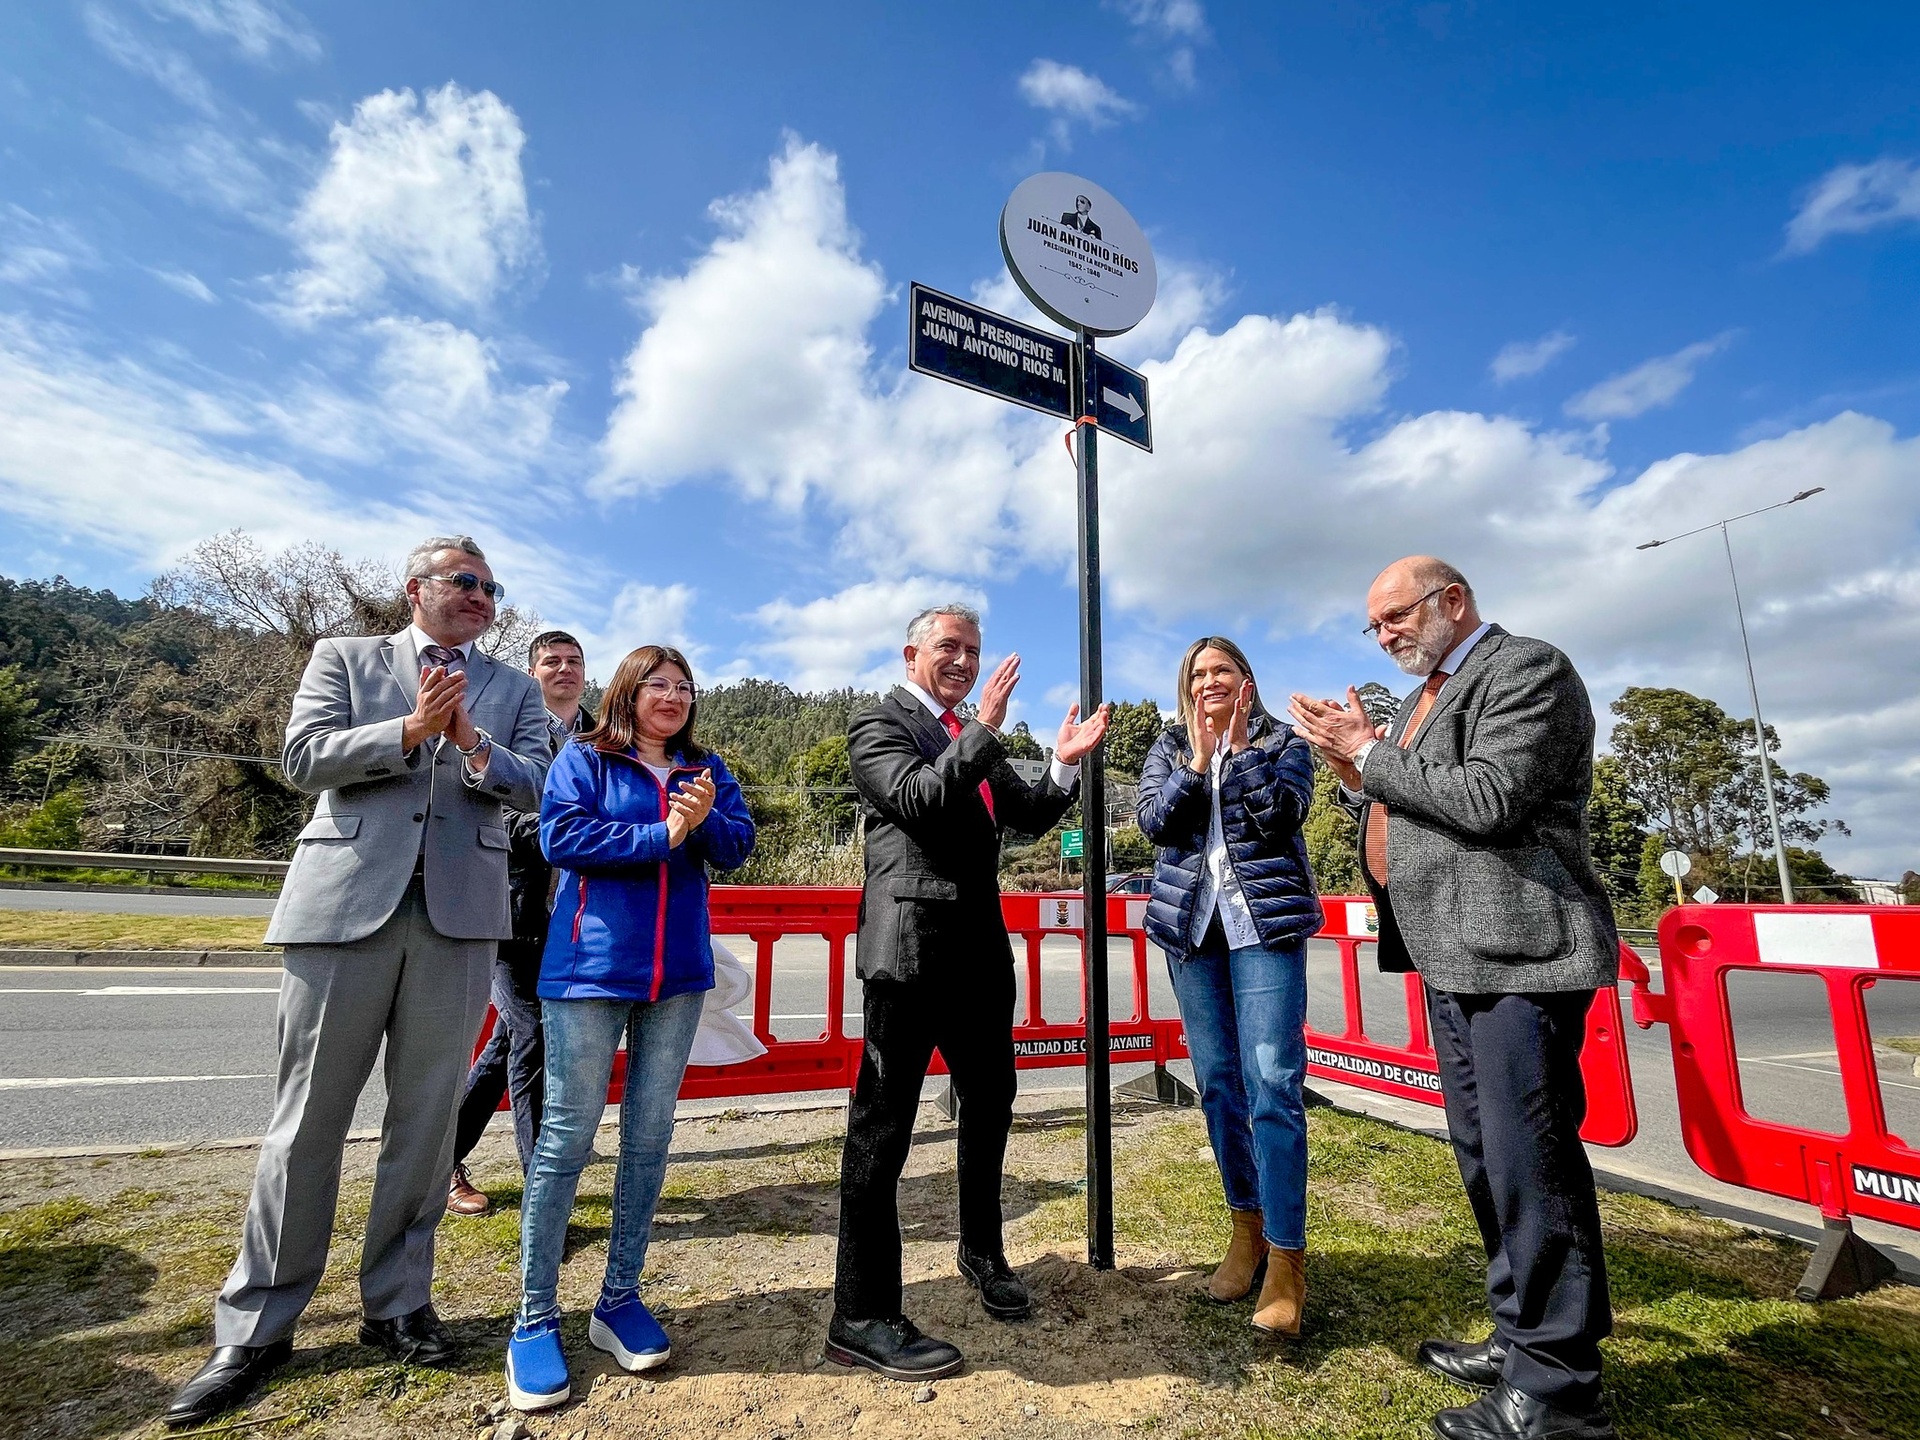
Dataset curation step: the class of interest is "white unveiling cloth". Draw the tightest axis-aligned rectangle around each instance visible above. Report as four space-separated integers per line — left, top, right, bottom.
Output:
688 938 768 1067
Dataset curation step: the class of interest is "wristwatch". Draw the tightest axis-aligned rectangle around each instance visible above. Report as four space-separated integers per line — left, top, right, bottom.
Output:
456 728 493 761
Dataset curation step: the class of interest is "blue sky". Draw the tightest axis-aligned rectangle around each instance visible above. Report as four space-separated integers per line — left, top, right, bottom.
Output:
3 2 1918 880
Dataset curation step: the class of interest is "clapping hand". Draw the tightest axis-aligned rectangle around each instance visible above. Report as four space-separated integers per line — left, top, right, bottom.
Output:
1286 687 1385 788
1054 701 1111 764
665 771 717 848
403 665 467 752
977 654 1021 731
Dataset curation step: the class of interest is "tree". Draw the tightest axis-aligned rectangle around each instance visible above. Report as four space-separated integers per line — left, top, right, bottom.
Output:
1003 721 1044 761
799 733 857 836
1587 756 1650 911
1104 699 1164 780
1302 761 1361 894
0 665 36 778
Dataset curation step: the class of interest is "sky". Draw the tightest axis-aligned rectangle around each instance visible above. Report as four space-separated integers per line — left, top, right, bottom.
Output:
1 1 1918 881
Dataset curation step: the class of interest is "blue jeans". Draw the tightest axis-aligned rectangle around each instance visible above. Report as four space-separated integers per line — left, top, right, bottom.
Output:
517 988 704 1325
1167 932 1309 1250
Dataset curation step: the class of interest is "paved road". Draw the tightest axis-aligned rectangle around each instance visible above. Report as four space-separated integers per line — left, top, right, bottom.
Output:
0 886 280 916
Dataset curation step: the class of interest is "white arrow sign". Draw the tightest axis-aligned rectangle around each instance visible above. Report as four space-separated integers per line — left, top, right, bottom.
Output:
1101 386 1144 422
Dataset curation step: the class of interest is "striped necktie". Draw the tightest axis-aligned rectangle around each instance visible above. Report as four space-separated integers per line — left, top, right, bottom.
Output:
938 709 996 823
420 643 466 676
1362 669 1449 887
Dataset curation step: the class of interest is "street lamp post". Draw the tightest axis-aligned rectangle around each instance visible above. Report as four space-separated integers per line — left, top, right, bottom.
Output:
1636 487 1825 905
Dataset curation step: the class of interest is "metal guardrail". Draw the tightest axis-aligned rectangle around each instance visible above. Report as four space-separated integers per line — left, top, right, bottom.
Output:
0 847 288 877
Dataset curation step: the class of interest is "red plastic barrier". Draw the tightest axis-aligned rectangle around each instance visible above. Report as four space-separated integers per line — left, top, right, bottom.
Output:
1634 905 1920 1232
1303 897 1640 1147
474 888 1634 1148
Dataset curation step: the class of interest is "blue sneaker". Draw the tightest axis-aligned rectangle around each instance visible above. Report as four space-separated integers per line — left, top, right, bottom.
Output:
504 1315 570 1411
589 1290 671 1371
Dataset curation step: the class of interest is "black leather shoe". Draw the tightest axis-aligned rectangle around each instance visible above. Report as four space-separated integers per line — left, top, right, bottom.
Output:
1432 1381 1617 1440
162 1340 293 1429
957 1247 1033 1320
1418 1334 1510 1390
359 1304 459 1367
824 1312 964 1380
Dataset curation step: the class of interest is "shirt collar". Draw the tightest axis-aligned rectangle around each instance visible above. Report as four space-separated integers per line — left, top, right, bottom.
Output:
547 706 585 732
899 679 949 720
408 624 473 661
1437 621 1492 677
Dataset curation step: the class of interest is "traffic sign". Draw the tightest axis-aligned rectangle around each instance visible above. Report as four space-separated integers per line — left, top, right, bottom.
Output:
1060 828 1085 859
1659 850 1692 879
908 283 1074 420
1091 351 1151 451
1693 885 1720 904
1000 173 1157 336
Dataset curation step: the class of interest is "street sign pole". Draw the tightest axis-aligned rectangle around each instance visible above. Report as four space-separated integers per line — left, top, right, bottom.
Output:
1075 330 1114 1271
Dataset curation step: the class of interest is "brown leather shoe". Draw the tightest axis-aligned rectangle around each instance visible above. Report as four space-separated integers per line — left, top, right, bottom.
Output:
1251 1247 1305 1336
447 1164 490 1217
1207 1209 1269 1303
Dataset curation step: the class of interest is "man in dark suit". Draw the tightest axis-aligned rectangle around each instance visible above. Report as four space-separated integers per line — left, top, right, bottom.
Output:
447 630 595 1216
1289 558 1620 1440
826 604 1109 1380
1060 194 1103 239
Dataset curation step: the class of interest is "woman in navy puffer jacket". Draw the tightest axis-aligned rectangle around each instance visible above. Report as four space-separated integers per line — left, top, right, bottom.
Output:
507 644 753 1412
1136 635 1318 1338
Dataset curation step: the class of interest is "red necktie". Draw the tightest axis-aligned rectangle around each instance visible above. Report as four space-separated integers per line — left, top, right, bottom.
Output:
938 709 995 823
1362 669 1448 887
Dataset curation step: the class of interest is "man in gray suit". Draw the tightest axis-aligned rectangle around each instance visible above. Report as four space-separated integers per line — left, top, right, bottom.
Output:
165 536 551 1430
1290 558 1620 1440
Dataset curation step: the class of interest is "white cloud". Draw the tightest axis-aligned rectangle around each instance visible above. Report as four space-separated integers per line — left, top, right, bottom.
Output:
363 316 565 471
1785 157 1920 256
144 0 322 64
150 266 217 302
750 578 986 693
106 121 286 219
1111 1 1210 87
281 84 540 322
1564 334 1732 421
1490 329 1575 383
83 3 219 116
1018 60 1137 148
562 582 702 679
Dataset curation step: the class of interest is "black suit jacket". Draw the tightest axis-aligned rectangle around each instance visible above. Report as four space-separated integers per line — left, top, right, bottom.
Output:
849 687 1077 982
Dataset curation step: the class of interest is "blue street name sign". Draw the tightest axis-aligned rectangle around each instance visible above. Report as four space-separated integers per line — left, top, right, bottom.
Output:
1090 351 1151 452
909 282 1073 420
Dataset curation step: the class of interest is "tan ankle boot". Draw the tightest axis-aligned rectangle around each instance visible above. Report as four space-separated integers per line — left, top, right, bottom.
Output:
1207 1209 1269 1303
1250 1247 1305 1335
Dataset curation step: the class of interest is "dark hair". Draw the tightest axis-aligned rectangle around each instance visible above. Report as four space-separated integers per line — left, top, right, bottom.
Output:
579 645 706 760
1174 636 1266 738
528 629 582 666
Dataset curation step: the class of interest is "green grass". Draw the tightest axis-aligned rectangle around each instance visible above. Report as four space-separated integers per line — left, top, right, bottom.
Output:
0 907 274 950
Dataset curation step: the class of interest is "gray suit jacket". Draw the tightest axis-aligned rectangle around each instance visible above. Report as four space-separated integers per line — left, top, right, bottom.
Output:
266 629 552 946
1349 625 1619 994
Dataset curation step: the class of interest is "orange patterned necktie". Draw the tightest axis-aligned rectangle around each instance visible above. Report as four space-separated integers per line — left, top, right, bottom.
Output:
938 709 996 823
1362 669 1449 886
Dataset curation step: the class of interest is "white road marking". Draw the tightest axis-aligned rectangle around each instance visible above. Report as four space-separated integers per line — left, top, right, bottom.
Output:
0 986 280 996
0 1074 274 1090
1744 1056 1920 1094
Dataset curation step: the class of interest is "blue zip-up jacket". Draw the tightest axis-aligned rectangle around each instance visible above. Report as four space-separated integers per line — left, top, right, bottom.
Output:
537 740 756 1003
1135 713 1320 958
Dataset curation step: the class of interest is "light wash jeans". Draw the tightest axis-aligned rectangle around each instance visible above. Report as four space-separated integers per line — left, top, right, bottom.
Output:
1167 933 1309 1250
517 988 704 1325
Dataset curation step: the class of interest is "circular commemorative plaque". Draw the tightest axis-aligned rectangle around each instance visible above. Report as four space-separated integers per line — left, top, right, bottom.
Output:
999 172 1157 337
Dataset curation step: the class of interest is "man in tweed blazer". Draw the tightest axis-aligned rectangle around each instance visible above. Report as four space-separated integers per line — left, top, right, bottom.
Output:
1290 557 1620 1440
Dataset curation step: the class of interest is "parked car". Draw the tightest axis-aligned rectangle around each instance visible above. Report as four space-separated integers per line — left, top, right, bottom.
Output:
1106 872 1152 896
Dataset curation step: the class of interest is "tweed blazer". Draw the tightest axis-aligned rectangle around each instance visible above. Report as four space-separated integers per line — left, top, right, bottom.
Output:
1348 625 1619 993
266 628 551 946
848 688 1076 983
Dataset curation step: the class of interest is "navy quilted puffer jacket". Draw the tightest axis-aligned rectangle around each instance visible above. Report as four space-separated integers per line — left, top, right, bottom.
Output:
1135 713 1320 957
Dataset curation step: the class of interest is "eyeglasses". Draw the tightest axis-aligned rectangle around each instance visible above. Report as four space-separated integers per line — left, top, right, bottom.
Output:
425 572 506 601
1362 585 1449 639
640 678 698 699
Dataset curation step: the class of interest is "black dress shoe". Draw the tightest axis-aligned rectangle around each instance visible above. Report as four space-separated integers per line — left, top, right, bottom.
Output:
1418 1334 1511 1390
957 1247 1032 1320
1432 1381 1617 1440
824 1312 964 1380
162 1340 293 1429
359 1303 459 1367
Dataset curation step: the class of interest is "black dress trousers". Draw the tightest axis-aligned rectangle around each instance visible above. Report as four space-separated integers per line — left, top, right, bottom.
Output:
1426 986 1612 1409
834 937 1019 1321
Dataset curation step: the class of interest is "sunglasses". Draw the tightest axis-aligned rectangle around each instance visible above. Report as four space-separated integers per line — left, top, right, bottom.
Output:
425 572 506 601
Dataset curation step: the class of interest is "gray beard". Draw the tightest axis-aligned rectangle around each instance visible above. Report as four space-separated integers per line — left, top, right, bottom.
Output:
1388 613 1455 676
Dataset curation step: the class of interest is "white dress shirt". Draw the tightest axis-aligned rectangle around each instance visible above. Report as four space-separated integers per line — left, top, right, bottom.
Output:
1347 620 1492 792
1188 742 1263 951
899 680 1079 792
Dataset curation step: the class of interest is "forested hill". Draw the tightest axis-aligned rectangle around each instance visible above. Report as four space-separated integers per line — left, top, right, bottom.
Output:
697 680 881 782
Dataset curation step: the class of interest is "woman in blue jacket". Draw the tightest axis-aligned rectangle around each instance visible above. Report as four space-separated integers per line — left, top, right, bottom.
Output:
1136 636 1318 1338
506 645 754 1411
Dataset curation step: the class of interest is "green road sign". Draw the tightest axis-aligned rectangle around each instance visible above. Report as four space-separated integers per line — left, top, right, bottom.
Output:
1060 828 1085 859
